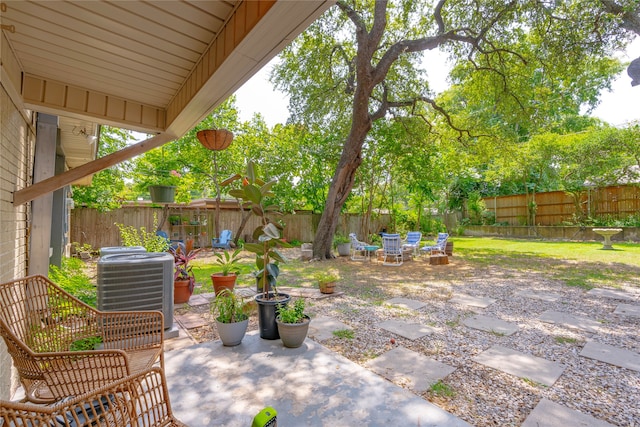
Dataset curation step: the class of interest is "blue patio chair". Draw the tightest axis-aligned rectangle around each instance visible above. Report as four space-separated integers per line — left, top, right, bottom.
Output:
421 232 449 256
349 233 368 261
381 233 403 266
212 229 232 249
402 231 422 256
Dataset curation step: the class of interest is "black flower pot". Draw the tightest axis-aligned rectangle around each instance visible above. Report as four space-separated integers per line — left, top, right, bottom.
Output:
255 292 290 340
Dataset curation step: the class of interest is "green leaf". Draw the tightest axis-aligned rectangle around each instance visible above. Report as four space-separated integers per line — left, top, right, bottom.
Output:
220 173 242 186
246 161 256 183
270 249 288 263
228 189 246 199
244 184 262 204
243 243 264 255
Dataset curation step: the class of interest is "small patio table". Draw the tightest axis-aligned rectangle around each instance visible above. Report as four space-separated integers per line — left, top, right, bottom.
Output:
364 245 379 262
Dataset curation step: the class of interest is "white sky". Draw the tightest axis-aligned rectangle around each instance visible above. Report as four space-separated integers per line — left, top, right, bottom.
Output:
235 39 640 128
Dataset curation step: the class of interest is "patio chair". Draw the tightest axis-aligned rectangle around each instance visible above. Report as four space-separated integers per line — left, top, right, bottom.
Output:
348 233 368 261
402 232 422 256
421 232 449 256
212 229 232 250
0 275 164 404
0 367 188 426
381 234 403 266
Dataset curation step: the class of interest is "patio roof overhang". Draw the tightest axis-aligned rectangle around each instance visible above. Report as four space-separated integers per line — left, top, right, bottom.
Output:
1 0 334 204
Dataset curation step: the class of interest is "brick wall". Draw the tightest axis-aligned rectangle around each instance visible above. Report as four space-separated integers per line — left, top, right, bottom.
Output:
0 82 35 399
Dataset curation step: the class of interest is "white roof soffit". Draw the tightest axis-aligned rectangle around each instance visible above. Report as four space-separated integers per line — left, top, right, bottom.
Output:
2 0 334 138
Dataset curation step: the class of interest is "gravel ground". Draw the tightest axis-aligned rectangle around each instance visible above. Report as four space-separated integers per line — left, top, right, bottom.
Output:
108 247 639 427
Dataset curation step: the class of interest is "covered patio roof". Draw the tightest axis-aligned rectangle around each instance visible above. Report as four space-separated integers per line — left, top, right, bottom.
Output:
1 0 333 204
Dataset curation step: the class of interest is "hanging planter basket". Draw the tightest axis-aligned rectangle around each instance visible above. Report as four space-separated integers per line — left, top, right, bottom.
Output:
196 129 234 151
148 185 176 203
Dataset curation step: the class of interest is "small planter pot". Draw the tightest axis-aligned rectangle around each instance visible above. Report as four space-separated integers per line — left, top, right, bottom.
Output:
318 281 336 294
211 273 237 296
216 319 249 346
255 292 291 340
174 279 192 304
276 315 311 348
148 185 176 203
336 243 351 257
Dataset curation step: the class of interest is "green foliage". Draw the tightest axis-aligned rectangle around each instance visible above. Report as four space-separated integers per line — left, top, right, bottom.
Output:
332 234 350 247
115 214 168 252
172 248 202 294
222 161 290 297
314 271 340 285
71 126 135 211
277 298 307 324
332 329 354 339
429 380 456 398
213 248 243 276
49 257 96 307
70 336 103 351
210 289 250 324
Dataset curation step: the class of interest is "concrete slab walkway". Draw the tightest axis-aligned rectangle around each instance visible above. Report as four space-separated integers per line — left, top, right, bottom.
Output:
522 398 617 427
365 347 456 393
450 293 496 308
539 310 602 333
165 331 471 427
377 319 436 340
613 303 640 318
462 314 519 336
580 341 640 372
473 345 565 387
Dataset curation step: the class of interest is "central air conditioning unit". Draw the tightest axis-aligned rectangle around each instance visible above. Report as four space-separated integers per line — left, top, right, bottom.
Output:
97 252 174 329
99 246 147 256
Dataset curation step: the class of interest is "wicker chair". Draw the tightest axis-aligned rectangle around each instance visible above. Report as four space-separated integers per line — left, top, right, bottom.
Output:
0 275 164 404
0 367 188 426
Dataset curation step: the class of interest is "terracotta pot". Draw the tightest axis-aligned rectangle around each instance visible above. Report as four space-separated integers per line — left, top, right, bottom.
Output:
211 273 237 295
174 279 192 304
319 281 336 294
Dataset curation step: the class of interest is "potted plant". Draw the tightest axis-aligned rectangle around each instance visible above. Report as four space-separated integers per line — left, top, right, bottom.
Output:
222 161 291 340
211 248 242 295
275 298 311 348
210 289 250 346
171 247 202 304
333 234 351 257
315 271 340 294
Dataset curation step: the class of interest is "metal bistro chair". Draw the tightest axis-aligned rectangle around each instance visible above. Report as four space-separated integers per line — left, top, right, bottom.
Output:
0 275 164 404
381 234 403 266
0 367 188 426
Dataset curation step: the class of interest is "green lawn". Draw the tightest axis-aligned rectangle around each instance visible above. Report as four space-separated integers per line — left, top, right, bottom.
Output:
451 236 640 290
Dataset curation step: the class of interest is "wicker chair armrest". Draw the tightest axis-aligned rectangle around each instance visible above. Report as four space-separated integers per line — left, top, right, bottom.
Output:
0 367 188 427
96 310 164 350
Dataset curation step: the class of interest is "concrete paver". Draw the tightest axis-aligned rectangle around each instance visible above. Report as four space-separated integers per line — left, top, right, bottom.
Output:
522 398 617 427
186 294 210 306
473 345 565 387
279 286 345 299
307 315 352 341
613 303 640 318
378 319 436 340
385 297 427 310
515 290 562 302
539 310 601 333
580 341 640 372
587 288 637 301
450 293 496 308
174 312 208 329
462 314 519 336
365 347 456 393
165 331 472 427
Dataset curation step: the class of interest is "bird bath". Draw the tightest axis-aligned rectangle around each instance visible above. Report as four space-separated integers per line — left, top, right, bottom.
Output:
592 228 622 250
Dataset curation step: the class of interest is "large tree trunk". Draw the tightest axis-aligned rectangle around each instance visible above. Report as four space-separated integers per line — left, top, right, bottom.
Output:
313 95 373 259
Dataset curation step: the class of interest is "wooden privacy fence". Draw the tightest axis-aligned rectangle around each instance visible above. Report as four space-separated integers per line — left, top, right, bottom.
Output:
70 204 390 250
483 185 640 226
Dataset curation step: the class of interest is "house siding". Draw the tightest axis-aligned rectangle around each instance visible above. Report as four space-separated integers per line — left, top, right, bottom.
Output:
0 82 35 399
